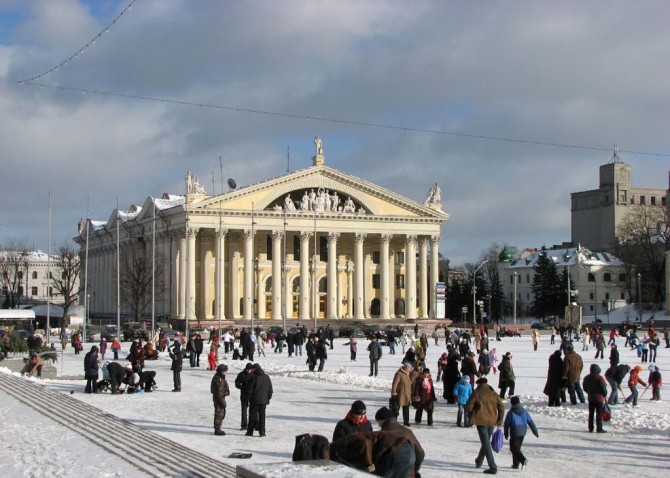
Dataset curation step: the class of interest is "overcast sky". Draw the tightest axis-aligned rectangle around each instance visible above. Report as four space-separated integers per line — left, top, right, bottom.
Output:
1 0 668 266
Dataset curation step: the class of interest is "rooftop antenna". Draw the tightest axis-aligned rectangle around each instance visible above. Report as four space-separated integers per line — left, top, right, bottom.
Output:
287 145 290 173
219 156 225 195
211 171 215 194
610 145 622 164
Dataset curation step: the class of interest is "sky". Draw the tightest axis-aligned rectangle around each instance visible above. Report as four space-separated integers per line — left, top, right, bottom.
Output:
0 0 669 266
2 308 669 477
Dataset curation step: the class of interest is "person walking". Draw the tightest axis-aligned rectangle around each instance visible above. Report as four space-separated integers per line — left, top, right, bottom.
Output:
246 363 273 437
498 352 516 399
391 362 413 427
316 338 328 372
543 350 564 407
169 342 183 392
99 338 107 361
306 335 318 372
453 375 473 427
504 396 539 469
531 329 540 352
562 344 585 405
648 364 663 401
609 343 620 367
412 368 436 426
595 334 606 359
235 363 255 431
582 363 607 433
348 335 358 362
195 333 204 367
367 335 383 377
211 364 230 436
465 377 505 475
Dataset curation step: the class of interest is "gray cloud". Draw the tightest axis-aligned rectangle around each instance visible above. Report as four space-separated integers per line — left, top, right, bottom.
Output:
0 0 668 265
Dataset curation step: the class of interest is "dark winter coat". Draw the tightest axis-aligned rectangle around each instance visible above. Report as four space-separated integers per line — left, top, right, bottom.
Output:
582 364 607 404
169 345 183 372
84 351 99 379
609 347 620 367
316 341 328 360
504 403 539 438
543 350 564 397
235 369 254 400
605 363 630 386
498 356 516 387
195 336 204 354
379 417 425 477
367 340 383 360
249 366 273 405
332 413 373 444
460 354 480 385
107 361 127 382
411 372 437 411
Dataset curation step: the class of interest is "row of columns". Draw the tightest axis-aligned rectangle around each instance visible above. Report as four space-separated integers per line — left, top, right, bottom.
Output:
174 229 440 321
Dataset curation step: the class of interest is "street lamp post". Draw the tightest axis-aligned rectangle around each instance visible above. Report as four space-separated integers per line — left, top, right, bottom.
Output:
637 272 642 320
594 272 598 323
472 259 488 324
513 272 518 325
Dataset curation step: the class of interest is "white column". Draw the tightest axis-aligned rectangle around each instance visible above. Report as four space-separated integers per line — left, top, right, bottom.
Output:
186 227 197 323
243 230 254 321
419 238 428 319
405 235 417 319
327 232 339 319
215 229 227 321
430 236 440 319
388 242 396 318
299 232 311 321
380 234 391 319
354 234 366 320
271 231 282 320
202 241 212 319
346 261 354 318
178 234 186 319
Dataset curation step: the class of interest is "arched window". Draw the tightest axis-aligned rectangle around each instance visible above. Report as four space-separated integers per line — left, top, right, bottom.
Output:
32 271 38 279
394 298 406 317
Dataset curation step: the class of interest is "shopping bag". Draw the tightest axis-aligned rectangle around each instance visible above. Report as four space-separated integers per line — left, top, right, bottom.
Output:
602 402 612 422
491 427 504 453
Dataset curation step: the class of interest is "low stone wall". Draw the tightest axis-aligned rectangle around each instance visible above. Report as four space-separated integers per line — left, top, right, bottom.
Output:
0 358 58 379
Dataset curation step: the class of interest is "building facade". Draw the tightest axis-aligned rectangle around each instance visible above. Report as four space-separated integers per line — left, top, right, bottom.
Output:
571 148 668 251
75 144 448 324
498 246 628 321
0 250 74 306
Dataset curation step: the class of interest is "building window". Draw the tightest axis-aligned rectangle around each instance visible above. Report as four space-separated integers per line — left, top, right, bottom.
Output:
589 292 594 300
18 286 23 295
630 195 635 205
639 195 646 205
605 293 610 300
526 274 530 283
372 251 380 264
662 196 667 206
619 273 626 282
396 251 405 264
620 293 625 300
651 196 657 205
319 236 327 261
589 305 594 311
32 271 38 279
17 271 23 280
266 236 273 260
31 286 38 296
372 274 380 289
396 274 405 289
603 273 611 282
588 273 595 282
1 286 6 295
510 275 514 284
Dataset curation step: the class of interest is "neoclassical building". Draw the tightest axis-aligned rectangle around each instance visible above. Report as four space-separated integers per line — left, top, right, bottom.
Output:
76 143 449 324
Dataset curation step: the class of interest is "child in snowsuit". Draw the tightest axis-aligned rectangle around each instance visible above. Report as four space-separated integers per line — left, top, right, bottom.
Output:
208 348 217 371
453 375 473 427
503 396 539 470
648 365 663 401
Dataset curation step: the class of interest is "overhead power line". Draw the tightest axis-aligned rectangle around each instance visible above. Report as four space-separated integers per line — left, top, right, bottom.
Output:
18 0 136 84
5 79 670 158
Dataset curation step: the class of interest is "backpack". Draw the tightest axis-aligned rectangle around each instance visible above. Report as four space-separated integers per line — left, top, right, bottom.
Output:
292 434 330 462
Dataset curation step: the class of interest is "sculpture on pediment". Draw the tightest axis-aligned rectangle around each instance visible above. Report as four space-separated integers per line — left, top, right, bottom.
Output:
424 182 442 206
185 171 207 195
284 194 297 212
343 197 356 213
314 188 327 213
314 136 323 156
301 191 310 211
330 191 340 212
324 189 332 211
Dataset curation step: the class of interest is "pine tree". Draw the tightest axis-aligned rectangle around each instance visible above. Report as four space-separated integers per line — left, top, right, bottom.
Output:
531 250 564 319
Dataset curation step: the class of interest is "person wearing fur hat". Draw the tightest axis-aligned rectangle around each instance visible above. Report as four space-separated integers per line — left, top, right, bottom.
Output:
246 363 273 437
582 364 607 433
332 400 373 446
624 365 647 407
211 364 230 435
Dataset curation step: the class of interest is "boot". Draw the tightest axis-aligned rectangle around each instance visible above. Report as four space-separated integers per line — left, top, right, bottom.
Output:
214 429 226 436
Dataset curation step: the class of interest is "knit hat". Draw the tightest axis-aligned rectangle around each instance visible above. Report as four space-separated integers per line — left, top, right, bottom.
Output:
375 406 393 421
463 375 470 382
476 377 488 385
216 364 228 374
351 400 367 415
510 396 520 405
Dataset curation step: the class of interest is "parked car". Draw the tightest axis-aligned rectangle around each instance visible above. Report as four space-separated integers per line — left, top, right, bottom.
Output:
530 323 548 330
101 325 118 341
122 322 150 341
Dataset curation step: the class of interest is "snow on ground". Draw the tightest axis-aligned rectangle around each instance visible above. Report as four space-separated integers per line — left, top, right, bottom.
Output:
1 317 669 477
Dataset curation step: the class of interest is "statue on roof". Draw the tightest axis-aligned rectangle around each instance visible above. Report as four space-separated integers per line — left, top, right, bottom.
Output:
314 136 323 156
185 171 206 195
424 183 442 207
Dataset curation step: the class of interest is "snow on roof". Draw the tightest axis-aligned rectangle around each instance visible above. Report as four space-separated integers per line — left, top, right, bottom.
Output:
508 246 623 269
155 196 184 210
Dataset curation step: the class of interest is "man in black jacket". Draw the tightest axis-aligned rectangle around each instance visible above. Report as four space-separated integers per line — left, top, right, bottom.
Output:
604 363 630 405
169 342 183 392
107 361 128 394
246 363 273 437
332 400 373 445
235 362 255 430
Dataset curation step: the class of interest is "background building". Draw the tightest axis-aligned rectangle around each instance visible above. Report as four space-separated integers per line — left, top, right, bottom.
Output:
571 148 668 251
498 246 627 323
75 143 448 325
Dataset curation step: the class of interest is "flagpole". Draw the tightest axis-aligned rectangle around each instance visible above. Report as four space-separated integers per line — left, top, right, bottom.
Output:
116 197 120 339
83 196 90 342
151 198 156 339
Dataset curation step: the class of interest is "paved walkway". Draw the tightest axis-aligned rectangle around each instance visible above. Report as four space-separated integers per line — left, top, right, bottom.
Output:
0 372 236 478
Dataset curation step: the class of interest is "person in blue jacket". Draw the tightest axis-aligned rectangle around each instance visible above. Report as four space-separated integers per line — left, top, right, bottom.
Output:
503 396 539 470
453 375 473 427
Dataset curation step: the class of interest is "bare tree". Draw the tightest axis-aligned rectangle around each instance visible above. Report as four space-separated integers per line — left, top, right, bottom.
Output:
50 243 82 328
119 245 166 321
0 239 30 308
617 204 669 305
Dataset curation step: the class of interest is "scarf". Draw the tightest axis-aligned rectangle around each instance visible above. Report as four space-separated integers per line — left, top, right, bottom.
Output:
345 411 369 426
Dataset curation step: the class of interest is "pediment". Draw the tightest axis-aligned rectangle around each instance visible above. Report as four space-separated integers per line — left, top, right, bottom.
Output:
191 165 448 219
